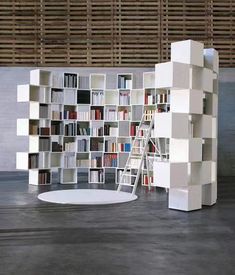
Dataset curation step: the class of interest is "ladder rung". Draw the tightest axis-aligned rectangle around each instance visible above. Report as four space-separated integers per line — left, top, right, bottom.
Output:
118 182 134 187
122 174 137 177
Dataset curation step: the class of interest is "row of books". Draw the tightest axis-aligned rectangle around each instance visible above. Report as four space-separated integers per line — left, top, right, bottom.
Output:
119 92 130 105
77 139 88 152
105 108 116 121
64 111 77 120
90 170 104 183
77 111 89 121
40 127 50 136
90 126 103 137
118 77 132 89
157 94 168 104
103 154 117 167
39 138 50 151
38 171 51 185
51 111 62 120
117 143 131 152
64 154 76 168
118 110 130 120
77 124 90 135
64 73 77 88
52 142 62 152
64 122 76 136
144 94 156 105
104 141 117 152
64 141 76 152
104 125 118 136
90 139 103 151
92 91 104 105
90 109 103 120
90 157 102 168
51 122 63 135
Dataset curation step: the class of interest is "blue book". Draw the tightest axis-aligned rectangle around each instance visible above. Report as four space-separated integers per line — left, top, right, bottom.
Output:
124 143 131 152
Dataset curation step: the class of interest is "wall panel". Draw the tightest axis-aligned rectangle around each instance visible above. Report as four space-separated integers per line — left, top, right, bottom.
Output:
0 1 234 67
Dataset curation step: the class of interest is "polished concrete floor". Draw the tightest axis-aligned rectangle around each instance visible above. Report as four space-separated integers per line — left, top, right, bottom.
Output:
0 172 234 275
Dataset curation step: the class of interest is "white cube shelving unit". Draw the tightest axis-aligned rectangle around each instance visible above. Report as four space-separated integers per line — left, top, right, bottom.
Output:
170 89 203 114
153 39 218 211
155 61 190 89
169 138 202 162
154 112 190 138
153 162 188 188
169 185 202 211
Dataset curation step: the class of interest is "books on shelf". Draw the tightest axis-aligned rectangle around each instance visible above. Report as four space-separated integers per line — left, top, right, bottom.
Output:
64 141 76 152
64 153 76 168
64 73 77 88
77 110 89 121
51 122 63 135
119 91 130 105
92 90 104 105
90 157 102 168
104 125 118 136
90 169 104 183
64 122 76 136
118 142 131 152
64 110 77 120
52 142 62 152
118 109 130 120
105 140 117 152
105 107 117 121
104 153 117 167
77 123 90 135
38 170 51 184
90 139 103 151
39 137 50 151
157 93 168 104
77 139 88 152
91 126 103 137
90 108 103 120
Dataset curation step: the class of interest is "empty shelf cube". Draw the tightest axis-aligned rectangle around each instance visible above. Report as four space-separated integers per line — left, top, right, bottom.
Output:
154 112 190 138
171 40 204 67
153 161 188 188
170 89 203 114
169 185 202 211
155 62 190 89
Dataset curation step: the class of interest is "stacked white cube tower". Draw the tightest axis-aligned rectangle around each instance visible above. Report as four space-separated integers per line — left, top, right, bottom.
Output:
153 40 218 211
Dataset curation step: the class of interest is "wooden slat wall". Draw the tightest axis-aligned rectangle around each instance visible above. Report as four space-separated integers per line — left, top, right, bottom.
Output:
0 0 234 67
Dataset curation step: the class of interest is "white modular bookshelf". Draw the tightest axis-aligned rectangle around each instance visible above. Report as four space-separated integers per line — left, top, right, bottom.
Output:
152 40 218 211
17 69 170 185
16 39 218 213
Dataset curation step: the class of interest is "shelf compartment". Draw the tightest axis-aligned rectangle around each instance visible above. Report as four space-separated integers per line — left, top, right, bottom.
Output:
90 74 106 90
76 153 89 168
59 168 77 184
117 74 133 89
63 73 78 89
89 168 104 183
104 89 119 105
77 89 91 104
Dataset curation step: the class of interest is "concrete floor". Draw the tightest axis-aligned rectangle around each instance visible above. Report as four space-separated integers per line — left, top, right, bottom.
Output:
0 172 234 275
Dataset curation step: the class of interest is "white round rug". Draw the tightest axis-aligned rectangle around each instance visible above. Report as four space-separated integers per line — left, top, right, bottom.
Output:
38 189 138 205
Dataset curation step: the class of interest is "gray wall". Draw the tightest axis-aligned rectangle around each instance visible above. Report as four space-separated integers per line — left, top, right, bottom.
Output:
218 69 235 176
0 67 234 176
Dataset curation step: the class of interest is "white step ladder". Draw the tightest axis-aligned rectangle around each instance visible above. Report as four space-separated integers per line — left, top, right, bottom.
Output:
117 112 161 195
